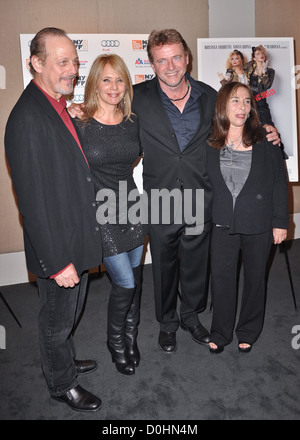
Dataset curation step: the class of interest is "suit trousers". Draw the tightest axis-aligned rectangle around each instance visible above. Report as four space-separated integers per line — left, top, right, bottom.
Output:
210 225 273 346
148 221 211 332
37 271 88 396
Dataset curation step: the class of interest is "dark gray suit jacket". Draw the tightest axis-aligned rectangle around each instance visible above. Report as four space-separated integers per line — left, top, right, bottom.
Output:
5 81 102 278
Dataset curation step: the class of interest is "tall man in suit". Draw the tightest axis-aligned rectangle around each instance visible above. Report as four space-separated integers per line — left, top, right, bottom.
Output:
132 29 280 354
5 28 102 412
132 29 215 353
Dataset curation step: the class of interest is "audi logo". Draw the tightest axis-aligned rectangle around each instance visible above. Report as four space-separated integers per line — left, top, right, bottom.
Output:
101 40 120 47
72 94 84 103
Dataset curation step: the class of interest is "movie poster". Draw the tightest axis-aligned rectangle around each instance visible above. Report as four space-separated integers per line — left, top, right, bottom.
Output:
197 37 298 182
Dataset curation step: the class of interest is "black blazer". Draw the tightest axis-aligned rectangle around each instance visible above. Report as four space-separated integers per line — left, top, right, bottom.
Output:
133 77 217 224
206 139 289 234
5 81 102 278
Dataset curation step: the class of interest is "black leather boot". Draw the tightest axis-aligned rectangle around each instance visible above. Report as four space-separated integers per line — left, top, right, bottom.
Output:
107 282 136 375
125 265 142 367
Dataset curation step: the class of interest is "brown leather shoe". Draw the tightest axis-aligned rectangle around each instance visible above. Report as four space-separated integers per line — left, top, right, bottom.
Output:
52 385 102 412
74 359 97 375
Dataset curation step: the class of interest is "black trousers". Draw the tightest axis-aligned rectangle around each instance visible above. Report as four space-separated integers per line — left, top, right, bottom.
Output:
210 225 273 346
148 221 211 332
37 271 88 396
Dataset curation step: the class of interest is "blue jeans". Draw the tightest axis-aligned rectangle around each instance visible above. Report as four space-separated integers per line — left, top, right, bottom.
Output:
103 245 143 288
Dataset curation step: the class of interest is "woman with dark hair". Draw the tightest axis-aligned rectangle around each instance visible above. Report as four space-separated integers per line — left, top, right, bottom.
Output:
73 54 147 375
206 82 289 354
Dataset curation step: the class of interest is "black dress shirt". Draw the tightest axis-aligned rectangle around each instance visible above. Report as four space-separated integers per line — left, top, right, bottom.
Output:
160 75 204 152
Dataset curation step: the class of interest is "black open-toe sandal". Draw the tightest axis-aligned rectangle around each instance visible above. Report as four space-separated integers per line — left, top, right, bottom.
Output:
238 343 252 353
209 343 224 354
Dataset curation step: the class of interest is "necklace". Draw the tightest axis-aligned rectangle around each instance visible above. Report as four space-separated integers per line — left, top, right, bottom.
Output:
227 133 242 149
169 80 190 102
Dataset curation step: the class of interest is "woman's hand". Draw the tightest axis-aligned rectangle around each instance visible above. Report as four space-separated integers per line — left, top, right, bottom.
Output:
67 102 85 118
273 228 287 245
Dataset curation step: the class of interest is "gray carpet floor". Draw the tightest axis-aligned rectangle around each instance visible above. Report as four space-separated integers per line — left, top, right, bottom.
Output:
0 239 300 421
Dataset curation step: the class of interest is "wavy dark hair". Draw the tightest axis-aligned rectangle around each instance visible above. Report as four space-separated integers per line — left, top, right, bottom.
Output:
208 82 264 149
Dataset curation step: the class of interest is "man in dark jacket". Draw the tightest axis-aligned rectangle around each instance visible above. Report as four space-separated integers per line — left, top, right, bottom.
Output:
132 29 280 354
132 29 216 353
5 28 102 412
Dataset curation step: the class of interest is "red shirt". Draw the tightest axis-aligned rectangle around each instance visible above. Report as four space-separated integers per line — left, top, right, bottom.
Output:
33 81 89 167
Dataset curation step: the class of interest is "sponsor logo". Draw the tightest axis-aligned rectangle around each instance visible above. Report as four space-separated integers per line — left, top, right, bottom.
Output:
134 74 154 84
76 75 86 87
132 40 148 50
72 94 85 103
73 40 88 51
101 40 120 48
135 58 151 67
79 60 88 69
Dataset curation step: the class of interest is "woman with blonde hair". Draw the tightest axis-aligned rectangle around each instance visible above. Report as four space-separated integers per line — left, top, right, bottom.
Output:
73 54 147 375
81 54 133 122
218 49 248 86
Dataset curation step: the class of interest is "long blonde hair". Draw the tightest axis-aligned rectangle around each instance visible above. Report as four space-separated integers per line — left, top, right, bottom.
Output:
81 54 133 123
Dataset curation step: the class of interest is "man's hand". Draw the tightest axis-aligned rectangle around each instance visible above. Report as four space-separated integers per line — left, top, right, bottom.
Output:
264 124 281 146
54 263 80 288
67 102 85 119
273 228 287 245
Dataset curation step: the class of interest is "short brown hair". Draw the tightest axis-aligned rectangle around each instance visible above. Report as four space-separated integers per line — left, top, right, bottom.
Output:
208 82 263 149
29 27 68 75
147 29 189 64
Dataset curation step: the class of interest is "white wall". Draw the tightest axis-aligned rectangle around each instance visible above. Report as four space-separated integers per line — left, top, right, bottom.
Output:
209 0 255 37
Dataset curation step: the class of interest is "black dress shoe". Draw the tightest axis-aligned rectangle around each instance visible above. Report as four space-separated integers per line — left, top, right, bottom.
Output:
180 322 210 345
52 385 102 412
74 359 97 375
158 331 177 353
